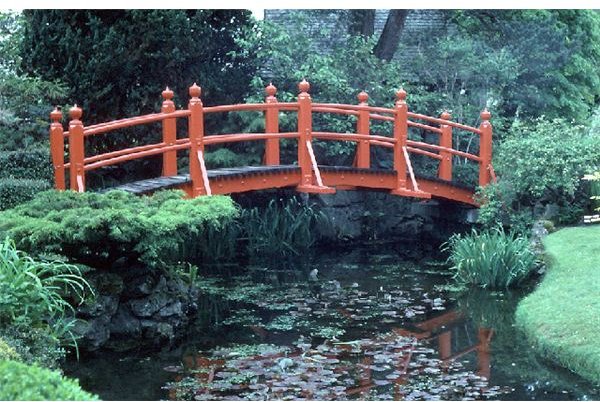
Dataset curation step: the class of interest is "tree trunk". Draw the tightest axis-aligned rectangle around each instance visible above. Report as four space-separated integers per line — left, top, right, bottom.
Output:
348 10 375 37
374 10 409 61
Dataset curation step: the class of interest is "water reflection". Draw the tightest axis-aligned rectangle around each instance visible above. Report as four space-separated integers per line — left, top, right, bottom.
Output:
166 307 501 400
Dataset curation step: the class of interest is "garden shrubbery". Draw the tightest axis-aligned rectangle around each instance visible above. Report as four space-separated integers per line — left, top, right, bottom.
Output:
0 360 98 400
0 189 239 267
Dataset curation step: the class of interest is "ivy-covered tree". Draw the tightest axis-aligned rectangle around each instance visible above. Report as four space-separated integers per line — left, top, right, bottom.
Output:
19 10 257 124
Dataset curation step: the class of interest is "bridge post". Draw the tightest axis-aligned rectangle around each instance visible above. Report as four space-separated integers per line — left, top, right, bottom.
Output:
68 105 85 192
391 89 408 194
161 87 177 176
264 83 280 165
296 79 314 190
439 111 453 181
49 107 65 190
478 109 493 187
356 91 370 168
188 83 209 196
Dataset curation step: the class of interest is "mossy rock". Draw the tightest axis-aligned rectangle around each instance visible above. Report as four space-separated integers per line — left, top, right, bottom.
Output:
0 360 99 400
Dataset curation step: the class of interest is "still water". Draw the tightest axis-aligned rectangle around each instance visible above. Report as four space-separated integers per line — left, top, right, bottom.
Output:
65 245 598 400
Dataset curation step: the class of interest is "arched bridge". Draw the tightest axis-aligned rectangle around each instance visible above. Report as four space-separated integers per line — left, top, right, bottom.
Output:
49 80 494 206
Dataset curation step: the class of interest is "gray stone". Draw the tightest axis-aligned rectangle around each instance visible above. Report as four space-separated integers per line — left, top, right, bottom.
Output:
109 305 141 338
158 301 183 318
77 294 119 318
72 316 111 351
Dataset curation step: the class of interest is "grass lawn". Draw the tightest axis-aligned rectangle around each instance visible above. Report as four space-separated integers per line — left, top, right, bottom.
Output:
515 225 600 385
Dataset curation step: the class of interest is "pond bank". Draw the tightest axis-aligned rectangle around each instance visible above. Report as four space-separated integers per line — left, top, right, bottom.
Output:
515 225 600 385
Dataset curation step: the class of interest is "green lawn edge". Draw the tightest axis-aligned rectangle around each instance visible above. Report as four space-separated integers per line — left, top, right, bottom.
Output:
515 225 600 385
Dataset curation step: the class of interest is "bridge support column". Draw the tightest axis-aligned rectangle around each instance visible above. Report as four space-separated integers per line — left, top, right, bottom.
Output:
161 87 177 176
477 327 493 379
439 111 453 181
264 83 280 165
355 91 370 168
49 107 65 190
68 105 85 192
188 83 211 197
478 109 493 187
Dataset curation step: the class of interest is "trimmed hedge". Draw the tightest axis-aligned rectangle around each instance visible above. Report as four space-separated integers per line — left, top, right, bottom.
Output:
0 360 98 400
0 148 53 181
0 178 51 211
0 148 53 210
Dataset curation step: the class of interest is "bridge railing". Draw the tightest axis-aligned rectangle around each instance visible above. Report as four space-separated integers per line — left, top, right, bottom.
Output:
49 80 493 196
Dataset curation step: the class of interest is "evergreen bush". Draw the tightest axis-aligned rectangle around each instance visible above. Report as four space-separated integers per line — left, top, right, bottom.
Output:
0 360 98 400
0 189 239 267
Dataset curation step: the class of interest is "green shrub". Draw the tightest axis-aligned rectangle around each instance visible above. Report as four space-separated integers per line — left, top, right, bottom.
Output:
0 178 51 211
0 327 64 369
0 189 239 267
0 360 98 400
0 148 53 180
241 197 327 256
443 228 537 289
0 337 20 361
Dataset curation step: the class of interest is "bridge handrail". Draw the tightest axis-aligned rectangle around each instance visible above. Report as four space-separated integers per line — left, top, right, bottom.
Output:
49 80 493 196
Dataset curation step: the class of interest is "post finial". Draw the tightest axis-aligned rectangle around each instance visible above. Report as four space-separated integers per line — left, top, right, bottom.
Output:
189 83 201 98
480 108 491 121
357 91 369 104
50 107 62 123
440 111 451 120
162 86 174 100
69 104 82 121
396 88 407 102
298 79 310 94
265 82 277 97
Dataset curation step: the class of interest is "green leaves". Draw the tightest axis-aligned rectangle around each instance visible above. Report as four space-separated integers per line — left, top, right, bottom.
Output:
0 190 239 268
443 227 537 289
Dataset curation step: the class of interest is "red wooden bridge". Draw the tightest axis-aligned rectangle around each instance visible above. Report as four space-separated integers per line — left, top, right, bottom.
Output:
49 80 494 206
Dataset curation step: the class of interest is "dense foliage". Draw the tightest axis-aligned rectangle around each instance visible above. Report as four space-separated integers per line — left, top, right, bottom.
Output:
0 148 53 210
477 117 600 231
0 337 20 361
0 237 91 330
0 360 98 400
0 190 239 267
19 10 256 124
443 228 537 289
450 10 600 123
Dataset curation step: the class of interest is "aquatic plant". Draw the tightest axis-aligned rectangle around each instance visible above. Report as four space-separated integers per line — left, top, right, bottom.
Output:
443 227 537 289
241 197 328 256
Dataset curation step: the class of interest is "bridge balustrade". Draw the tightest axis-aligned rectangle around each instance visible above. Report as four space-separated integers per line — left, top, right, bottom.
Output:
49 80 493 205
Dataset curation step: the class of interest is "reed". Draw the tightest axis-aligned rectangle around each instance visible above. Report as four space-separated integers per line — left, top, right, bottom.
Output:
443 227 537 289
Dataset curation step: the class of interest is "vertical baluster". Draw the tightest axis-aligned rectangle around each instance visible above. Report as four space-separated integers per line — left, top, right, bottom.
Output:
264 83 280 165
68 105 85 192
49 107 65 190
478 109 493 187
391 89 408 194
188 83 209 196
439 111 453 181
161 86 177 176
297 79 314 190
356 91 370 168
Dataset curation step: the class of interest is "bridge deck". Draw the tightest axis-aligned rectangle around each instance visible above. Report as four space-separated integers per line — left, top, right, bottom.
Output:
108 165 476 205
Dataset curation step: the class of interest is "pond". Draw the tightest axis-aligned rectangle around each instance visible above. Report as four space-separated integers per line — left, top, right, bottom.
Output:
64 244 598 400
